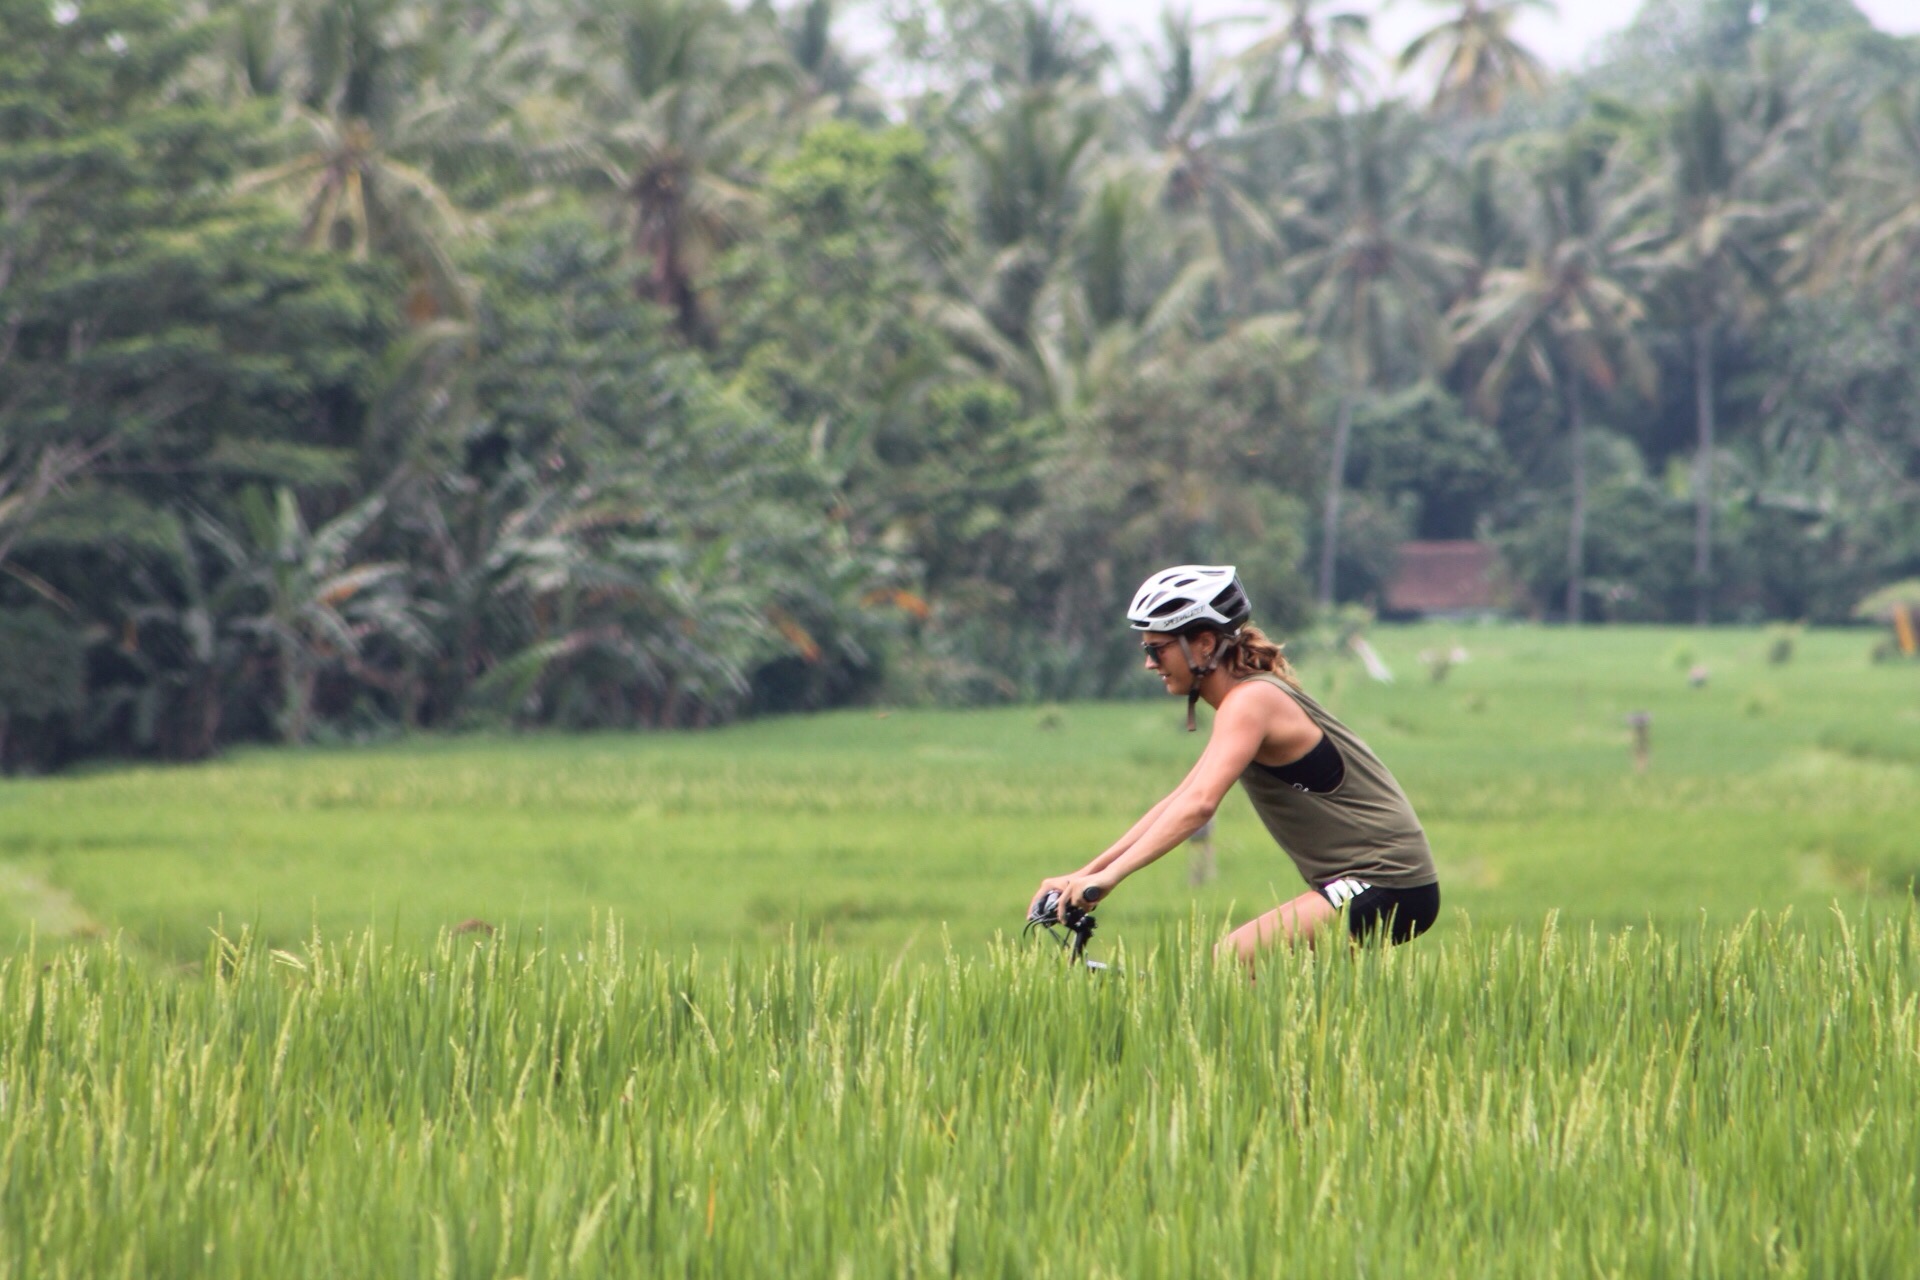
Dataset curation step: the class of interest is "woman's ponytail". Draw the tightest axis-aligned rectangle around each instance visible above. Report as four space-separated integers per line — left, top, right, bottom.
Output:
1220 624 1301 689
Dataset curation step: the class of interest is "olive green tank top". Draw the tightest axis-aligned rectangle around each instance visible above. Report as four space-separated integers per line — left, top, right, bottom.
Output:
1235 673 1437 890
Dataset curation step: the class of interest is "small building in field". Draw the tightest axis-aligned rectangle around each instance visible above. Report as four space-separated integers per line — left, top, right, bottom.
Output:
1383 541 1510 619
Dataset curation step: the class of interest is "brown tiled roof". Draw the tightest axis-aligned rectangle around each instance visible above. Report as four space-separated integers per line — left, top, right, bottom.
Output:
1385 541 1505 614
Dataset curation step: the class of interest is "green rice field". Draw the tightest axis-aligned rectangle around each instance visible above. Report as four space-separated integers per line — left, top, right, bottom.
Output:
5 914 1918 1277
3 624 1918 1276
2 624 1914 958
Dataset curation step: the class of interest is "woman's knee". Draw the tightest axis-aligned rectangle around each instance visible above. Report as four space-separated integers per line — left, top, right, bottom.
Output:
1215 927 1255 966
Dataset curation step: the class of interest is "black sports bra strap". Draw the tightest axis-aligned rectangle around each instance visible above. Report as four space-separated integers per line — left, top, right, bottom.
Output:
1254 732 1345 794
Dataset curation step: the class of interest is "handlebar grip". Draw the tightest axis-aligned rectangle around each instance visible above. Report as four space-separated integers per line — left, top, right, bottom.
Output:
1080 883 1106 904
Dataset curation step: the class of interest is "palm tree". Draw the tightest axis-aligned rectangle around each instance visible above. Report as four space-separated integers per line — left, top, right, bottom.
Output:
225 0 538 321
880 0 1106 115
212 0 296 100
1018 313 1321 691
1849 85 1920 302
991 0 1110 99
1037 174 1229 418
1449 134 1655 622
1284 106 1468 607
1444 149 1514 296
195 488 433 743
0 436 117 579
775 0 879 120
1227 0 1372 106
889 0 1120 394
1128 8 1299 318
1642 75 1807 623
242 112 473 320
557 0 792 341
1396 0 1553 118
925 87 1106 390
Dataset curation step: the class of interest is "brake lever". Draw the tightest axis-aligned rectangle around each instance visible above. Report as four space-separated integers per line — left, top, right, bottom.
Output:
1025 889 1099 961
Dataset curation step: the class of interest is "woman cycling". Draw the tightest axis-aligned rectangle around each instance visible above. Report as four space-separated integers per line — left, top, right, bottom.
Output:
1031 565 1440 963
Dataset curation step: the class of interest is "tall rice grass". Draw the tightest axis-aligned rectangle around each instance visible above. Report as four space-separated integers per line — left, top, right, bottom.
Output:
4 909 1917 1278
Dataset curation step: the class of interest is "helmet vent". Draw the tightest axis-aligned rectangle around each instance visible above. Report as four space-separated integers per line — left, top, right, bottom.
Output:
1124 563 1246 631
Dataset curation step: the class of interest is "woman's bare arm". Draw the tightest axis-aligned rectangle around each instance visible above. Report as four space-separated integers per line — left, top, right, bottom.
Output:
1073 752 1214 875
1029 748 1215 915
1033 681 1313 915
1061 682 1310 908
1083 694 1266 887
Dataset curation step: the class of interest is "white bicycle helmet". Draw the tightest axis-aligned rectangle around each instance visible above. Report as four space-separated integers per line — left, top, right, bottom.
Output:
1126 565 1252 633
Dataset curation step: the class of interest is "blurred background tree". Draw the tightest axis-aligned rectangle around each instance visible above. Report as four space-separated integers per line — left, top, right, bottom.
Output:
3 0 1918 767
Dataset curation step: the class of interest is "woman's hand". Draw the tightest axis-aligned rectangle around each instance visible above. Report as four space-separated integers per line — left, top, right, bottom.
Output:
1029 875 1077 920
1060 868 1120 918
1031 868 1122 921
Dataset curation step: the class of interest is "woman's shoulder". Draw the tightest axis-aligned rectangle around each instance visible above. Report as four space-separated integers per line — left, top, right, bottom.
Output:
1224 674 1316 725
1233 671 1306 702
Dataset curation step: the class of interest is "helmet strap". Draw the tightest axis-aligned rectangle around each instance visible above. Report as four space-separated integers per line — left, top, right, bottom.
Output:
1177 629 1243 732
1177 636 1201 731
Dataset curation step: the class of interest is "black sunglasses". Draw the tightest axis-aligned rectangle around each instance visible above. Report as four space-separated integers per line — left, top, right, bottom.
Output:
1139 638 1178 665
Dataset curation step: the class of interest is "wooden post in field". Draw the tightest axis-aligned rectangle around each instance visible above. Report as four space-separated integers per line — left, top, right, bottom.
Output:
1626 711 1652 775
1187 817 1217 886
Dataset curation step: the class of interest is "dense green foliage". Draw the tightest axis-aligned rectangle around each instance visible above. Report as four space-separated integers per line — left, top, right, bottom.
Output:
4 0 1920 767
4 912 1919 1276
3 624 1914 960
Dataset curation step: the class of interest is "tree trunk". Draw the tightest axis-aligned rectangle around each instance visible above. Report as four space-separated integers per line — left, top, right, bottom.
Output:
1692 319 1716 626
192 666 222 759
280 637 313 744
1316 390 1356 609
636 187 704 343
162 667 222 761
1565 381 1587 625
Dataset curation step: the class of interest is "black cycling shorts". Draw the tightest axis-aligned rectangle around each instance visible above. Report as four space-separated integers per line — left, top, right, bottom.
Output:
1316 879 1440 945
